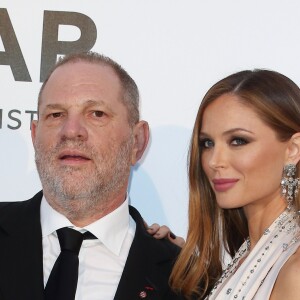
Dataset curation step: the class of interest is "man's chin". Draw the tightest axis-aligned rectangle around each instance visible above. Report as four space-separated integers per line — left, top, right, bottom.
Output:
52 189 92 202
57 165 92 174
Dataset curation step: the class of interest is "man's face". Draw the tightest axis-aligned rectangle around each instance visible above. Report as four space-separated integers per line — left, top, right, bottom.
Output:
31 61 136 217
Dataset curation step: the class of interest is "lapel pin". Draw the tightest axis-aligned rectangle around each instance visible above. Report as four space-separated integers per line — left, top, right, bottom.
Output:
139 291 147 298
139 285 154 298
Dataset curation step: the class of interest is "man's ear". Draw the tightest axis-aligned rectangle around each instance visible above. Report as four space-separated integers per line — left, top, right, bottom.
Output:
31 120 38 146
131 121 149 165
286 132 300 165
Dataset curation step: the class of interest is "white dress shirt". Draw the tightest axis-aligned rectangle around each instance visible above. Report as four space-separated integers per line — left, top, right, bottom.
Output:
40 195 136 300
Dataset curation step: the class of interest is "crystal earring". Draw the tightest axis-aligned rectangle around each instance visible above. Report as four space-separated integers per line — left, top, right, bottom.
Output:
281 164 300 209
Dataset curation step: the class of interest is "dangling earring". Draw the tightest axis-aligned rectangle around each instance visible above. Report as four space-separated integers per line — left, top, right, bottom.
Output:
281 164 300 210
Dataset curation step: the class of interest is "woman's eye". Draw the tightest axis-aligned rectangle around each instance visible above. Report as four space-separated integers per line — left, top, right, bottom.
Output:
199 139 214 148
231 137 248 146
93 111 104 117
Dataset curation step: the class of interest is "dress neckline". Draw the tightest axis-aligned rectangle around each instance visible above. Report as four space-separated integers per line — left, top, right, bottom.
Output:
207 208 300 299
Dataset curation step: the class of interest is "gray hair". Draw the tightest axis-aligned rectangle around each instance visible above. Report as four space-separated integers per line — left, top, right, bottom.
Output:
38 51 140 126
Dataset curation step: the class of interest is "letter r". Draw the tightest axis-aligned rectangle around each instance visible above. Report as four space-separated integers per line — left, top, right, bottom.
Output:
40 10 97 82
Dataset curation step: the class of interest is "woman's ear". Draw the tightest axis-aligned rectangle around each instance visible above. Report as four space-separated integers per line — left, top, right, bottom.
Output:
286 132 300 165
131 121 150 165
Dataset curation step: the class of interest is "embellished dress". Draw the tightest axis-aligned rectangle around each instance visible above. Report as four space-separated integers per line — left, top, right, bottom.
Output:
207 209 300 300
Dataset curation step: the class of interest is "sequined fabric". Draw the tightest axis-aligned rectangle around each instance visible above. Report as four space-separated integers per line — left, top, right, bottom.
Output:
207 209 300 299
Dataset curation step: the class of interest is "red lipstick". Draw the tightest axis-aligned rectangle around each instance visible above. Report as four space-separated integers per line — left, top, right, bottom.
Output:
212 178 239 192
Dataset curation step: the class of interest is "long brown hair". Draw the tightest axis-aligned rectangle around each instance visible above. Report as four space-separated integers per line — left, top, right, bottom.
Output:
170 69 300 298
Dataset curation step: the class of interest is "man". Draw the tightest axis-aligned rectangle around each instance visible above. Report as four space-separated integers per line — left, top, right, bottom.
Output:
0 52 183 300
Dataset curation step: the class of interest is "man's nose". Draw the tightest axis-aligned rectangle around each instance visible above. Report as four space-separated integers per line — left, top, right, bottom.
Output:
60 115 88 141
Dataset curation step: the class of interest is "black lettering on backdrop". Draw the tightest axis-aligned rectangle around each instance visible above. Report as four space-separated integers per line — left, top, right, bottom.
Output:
0 8 32 82
25 110 38 125
0 108 37 130
40 10 97 82
0 9 97 82
8 109 21 129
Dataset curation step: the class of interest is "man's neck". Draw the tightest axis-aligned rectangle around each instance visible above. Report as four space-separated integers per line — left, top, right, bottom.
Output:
44 190 127 227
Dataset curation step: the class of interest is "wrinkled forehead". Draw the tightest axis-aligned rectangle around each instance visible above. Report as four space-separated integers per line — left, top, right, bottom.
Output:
47 62 121 92
39 61 125 110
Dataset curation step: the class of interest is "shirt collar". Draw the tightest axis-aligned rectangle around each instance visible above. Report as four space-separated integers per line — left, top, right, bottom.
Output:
40 195 130 256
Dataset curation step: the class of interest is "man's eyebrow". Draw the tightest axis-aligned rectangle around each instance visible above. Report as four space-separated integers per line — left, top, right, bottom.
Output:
84 99 107 107
43 103 64 110
43 100 107 110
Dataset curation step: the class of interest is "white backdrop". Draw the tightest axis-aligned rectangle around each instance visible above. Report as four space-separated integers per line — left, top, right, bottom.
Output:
1 1 300 238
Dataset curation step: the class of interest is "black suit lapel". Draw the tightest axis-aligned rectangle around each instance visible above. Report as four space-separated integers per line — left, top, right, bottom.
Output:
0 195 181 300
0 191 44 300
114 206 180 300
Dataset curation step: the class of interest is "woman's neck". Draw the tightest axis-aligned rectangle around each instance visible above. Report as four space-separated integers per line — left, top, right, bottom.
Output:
244 195 287 250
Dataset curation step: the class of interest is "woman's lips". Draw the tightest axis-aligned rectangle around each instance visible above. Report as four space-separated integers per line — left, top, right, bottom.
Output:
212 178 239 192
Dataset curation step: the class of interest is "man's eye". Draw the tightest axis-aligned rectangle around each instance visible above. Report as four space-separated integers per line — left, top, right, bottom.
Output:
93 111 104 117
51 112 62 118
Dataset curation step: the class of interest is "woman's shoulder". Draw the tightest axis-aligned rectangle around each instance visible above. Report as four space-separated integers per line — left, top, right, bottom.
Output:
270 246 300 300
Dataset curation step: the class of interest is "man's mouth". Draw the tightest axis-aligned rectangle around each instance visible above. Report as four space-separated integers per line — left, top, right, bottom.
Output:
58 150 91 164
60 155 90 161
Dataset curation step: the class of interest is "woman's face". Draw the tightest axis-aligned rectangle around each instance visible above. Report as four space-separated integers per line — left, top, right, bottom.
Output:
200 93 290 211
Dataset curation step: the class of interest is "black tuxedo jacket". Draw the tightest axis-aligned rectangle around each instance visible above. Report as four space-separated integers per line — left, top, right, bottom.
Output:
0 191 184 300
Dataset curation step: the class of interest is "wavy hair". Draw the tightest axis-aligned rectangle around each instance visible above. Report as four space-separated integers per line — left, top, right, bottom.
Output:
170 69 300 298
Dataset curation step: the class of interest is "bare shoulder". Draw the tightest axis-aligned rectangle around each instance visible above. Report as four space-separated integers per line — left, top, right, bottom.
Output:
270 246 300 300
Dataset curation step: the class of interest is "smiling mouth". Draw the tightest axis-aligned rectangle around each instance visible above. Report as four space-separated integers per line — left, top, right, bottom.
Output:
212 179 239 192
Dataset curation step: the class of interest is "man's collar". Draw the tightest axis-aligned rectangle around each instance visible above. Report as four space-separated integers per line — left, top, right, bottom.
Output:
40 195 132 256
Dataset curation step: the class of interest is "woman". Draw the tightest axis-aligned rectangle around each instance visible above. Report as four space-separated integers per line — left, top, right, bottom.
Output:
170 69 300 299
